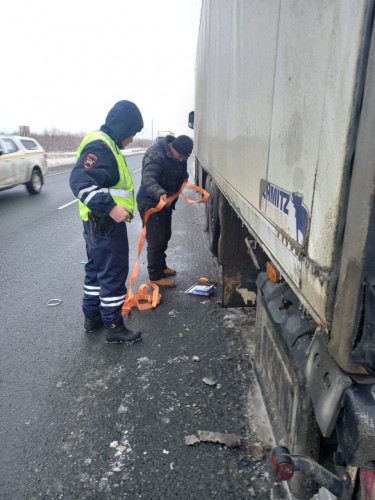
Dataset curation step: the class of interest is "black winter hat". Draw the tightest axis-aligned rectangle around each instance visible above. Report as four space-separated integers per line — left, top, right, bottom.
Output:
171 135 193 157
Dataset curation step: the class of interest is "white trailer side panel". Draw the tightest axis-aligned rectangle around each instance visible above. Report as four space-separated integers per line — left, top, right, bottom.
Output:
195 0 369 326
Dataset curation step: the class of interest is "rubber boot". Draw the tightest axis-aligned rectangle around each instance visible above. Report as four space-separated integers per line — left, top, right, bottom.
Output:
84 314 104 333
105 319 142 343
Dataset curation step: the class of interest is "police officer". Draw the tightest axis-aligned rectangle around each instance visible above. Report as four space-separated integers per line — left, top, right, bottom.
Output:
69 100 143 343
136 134 193 287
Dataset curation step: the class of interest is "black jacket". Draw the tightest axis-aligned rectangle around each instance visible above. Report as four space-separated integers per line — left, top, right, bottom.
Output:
136 136 188 209
69 101 143 215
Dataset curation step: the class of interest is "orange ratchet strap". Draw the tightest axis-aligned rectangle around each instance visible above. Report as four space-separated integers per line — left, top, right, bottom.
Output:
122 181 209 315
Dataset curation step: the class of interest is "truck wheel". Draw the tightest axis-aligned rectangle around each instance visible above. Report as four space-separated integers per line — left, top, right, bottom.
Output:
204 177 211 232
217 195 231 264
26 168 43 195
217 195 249 264
194 158 199 186
207 180 220 256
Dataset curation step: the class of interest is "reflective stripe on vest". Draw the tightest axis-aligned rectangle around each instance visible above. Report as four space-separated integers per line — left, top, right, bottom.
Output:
76 131 135 221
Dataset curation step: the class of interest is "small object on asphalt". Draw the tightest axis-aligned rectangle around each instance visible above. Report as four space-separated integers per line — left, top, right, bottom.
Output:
197 277 217 286
185 284 216 296
185 435 200 446
192 356 200 362
81 260 88 264
47 298 62 306
197 431 242 448
247 442 266 461
249 487 256 497
202 377 217 386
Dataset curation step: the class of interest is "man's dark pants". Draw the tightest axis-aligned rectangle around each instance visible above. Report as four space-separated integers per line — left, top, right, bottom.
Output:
82 219 129 324
138 205 172 281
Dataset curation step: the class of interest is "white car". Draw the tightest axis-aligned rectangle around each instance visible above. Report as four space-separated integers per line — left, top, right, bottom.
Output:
0 135 48 194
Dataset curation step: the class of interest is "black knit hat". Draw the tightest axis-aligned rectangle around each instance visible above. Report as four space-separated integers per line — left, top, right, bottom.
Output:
172 135 193 157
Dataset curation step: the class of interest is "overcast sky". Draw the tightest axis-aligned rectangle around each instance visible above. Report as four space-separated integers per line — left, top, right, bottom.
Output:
1 0 202 140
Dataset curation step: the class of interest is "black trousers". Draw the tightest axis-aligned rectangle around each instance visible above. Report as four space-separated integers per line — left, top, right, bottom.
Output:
82 219 129 324
138 205 172 280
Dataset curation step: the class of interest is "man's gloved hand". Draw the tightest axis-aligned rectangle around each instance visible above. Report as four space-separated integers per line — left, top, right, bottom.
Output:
109 205 131 222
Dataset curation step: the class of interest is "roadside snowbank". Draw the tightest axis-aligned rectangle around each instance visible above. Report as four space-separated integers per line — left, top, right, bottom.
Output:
47 148 146 169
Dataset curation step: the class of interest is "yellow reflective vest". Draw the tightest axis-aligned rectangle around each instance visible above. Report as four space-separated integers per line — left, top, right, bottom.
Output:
76 131 135 221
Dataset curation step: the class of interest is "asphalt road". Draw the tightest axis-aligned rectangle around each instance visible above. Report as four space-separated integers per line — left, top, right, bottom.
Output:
0 156 290 499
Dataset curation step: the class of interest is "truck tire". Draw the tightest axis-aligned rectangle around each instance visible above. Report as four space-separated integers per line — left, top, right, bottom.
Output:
208 182 222 257
204 176 211 232
217 195 250 265
206 179 220 256
194 158 199 186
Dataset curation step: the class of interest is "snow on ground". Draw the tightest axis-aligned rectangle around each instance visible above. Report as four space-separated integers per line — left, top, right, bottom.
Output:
47 153 76 168
46 148 146 169
43 153 337 500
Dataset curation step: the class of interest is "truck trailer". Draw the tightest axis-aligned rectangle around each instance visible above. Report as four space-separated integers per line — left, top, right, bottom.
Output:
156 131 175 142
190 1 375 498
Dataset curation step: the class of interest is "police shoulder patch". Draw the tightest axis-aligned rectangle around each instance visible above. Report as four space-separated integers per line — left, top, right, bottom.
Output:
83 153 98 169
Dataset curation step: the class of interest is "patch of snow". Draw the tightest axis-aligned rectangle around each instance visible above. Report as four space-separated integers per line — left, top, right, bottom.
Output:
46 148 146 169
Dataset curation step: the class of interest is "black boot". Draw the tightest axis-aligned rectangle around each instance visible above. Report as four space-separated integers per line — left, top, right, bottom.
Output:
105 319 142 343
84 314 104 332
